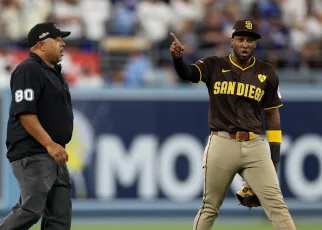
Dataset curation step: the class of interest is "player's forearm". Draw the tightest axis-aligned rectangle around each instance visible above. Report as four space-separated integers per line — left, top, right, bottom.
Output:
19 114 54 149
270 144 280 173
273 161 279 172
172 57 200 82
264 108 281 173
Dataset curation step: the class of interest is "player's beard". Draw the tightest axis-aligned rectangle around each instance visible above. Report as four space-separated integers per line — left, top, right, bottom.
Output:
233 49 253 63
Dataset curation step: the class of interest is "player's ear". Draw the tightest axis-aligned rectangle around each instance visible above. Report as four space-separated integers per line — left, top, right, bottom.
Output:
230 38 234 48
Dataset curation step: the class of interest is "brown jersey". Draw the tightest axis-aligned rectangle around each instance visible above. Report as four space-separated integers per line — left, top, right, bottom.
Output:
193 54 282 134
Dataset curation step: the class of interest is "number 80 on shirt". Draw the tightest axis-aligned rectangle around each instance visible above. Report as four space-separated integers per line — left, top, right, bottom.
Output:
15 89 34 103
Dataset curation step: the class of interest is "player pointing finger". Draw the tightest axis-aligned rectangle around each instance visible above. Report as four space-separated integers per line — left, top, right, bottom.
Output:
170 32 185 59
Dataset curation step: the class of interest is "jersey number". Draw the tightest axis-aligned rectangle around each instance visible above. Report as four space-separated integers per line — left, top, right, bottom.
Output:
15 89 34 103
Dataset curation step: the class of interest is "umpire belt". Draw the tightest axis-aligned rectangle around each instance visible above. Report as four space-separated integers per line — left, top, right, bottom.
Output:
212 131 255 142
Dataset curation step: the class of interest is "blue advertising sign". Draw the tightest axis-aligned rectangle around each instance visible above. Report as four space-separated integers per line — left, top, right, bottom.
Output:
66 95 322 207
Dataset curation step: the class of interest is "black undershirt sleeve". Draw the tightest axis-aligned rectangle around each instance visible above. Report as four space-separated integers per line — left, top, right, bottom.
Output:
172 57 201 83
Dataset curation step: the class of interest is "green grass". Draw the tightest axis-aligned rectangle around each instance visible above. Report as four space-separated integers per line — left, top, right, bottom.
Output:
30 224 322 230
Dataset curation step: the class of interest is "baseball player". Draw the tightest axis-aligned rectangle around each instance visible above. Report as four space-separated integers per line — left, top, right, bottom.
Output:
170 20 296 230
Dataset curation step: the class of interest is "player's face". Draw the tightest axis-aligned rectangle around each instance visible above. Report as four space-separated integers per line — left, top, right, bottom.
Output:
43 37 65 64
230 36 257 61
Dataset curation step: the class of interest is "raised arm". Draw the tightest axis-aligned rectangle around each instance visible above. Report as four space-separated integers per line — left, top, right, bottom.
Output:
169 32 201 83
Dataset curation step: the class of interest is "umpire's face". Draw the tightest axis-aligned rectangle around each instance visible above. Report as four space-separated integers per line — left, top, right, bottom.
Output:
230 35 257 61
41 36 65 65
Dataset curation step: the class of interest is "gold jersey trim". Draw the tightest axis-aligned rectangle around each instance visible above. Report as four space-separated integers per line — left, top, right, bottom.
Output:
229 54 256 71
192 64 202 83
264 104 283 110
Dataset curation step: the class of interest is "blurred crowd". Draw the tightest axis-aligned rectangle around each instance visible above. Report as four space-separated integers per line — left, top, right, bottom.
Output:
0 0 322 88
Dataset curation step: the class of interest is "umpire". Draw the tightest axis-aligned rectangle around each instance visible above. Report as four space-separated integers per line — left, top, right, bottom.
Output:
0 22 74 230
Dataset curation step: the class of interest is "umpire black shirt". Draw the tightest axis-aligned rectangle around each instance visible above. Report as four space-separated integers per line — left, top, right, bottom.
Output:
6 52 74 162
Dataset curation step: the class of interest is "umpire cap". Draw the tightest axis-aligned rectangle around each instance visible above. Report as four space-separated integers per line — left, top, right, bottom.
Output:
27 22 71 48
232 20 261 39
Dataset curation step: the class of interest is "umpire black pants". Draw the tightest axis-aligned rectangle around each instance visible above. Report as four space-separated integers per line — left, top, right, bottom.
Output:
0 153 72 230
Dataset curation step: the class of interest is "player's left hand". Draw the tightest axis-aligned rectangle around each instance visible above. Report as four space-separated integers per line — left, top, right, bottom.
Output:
236 183 261 209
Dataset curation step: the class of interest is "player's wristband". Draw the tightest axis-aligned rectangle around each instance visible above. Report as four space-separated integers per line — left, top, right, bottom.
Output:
266 130 282 143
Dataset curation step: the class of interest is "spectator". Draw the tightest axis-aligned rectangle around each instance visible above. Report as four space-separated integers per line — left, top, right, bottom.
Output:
19 0 52 36
266 12 292 68
196 11 231 57
106 68 126 87
108 0 138 36
137 0 174 44
0 0 23 40
144 59 179 86
123 51 152 87
0 49 13 88
53 0 83 42
74 66 104 88
80 0 110 42
170 0 201 33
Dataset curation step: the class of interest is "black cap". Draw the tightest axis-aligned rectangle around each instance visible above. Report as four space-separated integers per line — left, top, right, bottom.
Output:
232 20 261 39
27 22 71 48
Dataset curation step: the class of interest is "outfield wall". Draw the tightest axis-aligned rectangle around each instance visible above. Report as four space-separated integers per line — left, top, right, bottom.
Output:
0 86 321 217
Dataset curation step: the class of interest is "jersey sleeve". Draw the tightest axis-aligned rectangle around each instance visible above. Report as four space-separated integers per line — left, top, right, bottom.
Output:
262 67 283 110
10 66 43 117
192 57 215 83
